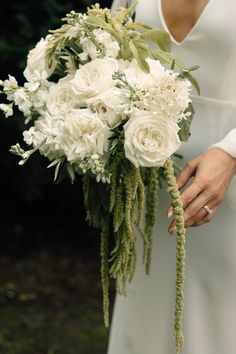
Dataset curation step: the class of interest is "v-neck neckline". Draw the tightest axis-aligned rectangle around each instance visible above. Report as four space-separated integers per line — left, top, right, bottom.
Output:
158 0 212 46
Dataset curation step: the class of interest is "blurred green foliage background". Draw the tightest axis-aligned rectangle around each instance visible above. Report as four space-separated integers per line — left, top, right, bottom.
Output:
0 1 115 353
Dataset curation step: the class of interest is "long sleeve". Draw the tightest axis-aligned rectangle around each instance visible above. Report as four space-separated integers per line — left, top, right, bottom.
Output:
210 128 236 158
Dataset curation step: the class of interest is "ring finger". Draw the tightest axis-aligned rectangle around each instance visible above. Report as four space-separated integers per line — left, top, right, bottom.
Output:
185 202 216 227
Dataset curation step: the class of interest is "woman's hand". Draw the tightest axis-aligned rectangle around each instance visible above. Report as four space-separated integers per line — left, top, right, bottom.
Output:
167 148 236 234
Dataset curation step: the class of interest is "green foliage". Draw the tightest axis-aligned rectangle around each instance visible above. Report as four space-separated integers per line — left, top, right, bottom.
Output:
178 102 194 142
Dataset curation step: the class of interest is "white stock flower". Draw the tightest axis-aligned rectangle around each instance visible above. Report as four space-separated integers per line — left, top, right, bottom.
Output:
93 29 120 58
124 110 181 167
0 103 13 117
13 88 32 115
25 112 65 160
46 76 80 116
23 35 57 82
2 75 18 100
61 109 111 164
71 58 118 102
80 37 99 59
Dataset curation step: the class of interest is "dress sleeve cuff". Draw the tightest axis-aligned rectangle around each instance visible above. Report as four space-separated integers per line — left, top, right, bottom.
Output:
210 128 236 158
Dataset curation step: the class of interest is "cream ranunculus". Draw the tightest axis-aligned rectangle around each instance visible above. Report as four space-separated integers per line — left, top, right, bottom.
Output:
23 35 57 82
46 76 80 116
71 58 118 103
61 109 112 164
124 110 181 167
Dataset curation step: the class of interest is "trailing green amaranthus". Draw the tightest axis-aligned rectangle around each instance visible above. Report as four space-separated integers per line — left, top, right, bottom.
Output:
164 159 186 354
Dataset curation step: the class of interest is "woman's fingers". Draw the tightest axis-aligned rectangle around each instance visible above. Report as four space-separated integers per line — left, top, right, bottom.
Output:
176 158 199 189
167 179 202 217
190 207 217 227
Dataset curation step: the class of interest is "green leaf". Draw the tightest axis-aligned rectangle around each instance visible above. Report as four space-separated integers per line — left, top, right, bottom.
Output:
151 49 186 69
128 22 153 31
129 39 149 72
141 30 171 52
84 16 111 30
178 103 194 141
66 163 76 183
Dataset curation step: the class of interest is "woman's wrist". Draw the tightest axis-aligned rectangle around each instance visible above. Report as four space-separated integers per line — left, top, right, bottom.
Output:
210 128 236 159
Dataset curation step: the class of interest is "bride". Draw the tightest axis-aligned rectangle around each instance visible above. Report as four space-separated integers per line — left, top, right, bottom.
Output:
108 0 236 353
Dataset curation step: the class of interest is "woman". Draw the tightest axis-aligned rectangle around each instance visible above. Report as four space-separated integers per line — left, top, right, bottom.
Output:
108 1 236 353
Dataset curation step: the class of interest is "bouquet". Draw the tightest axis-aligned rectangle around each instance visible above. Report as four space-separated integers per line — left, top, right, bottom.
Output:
0 3 199 353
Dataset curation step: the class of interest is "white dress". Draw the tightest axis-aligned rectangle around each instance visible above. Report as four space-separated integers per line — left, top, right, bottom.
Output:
108 1 236 354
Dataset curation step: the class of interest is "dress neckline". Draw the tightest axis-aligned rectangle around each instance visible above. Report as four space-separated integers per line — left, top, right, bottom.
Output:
157 0 212 46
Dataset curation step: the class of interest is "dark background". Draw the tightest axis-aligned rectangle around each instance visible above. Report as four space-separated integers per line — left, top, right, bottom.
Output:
0 1 114 353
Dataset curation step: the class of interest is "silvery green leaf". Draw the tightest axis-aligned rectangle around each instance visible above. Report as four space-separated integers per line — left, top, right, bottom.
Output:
141 30 171 52
47 158 63 169
178 103 194 142
66 163 76 183
129 39 149 73
128 22 153 31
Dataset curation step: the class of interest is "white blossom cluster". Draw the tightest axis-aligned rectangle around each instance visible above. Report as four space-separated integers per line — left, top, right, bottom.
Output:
0 22 192 180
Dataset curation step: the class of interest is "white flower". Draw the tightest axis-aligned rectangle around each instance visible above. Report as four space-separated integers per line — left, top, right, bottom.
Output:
23 126 44 146
0 103 13 117
61 108 111 164
46 76 80 116
148 72 192 122
124 59 165 89
23 35 57 82
2 75 18 100
71 58 118 102
93 29 120 58
25 112 65 160
88 88 126 127
13 88 32 115
80 37 99 59
124 110 181 167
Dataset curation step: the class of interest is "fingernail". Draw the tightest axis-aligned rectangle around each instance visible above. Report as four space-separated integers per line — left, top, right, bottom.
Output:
167 210 173 218
169 226 177 235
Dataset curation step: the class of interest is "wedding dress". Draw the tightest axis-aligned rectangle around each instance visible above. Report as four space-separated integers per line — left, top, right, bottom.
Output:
107 1 236 354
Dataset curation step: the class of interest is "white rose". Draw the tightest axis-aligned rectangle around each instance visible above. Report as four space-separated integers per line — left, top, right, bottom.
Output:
46 76 80 116
124 110 181 167
71 58 118 103
88 88 125 127
61 109 111 164
23 35 57 82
